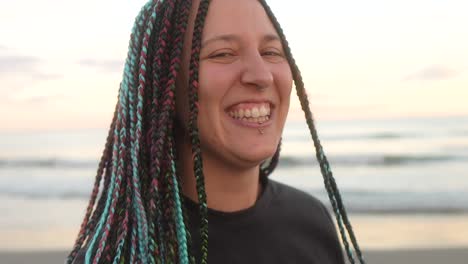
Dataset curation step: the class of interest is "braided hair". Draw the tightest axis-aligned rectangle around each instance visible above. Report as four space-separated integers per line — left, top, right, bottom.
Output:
67 0 364 263
258 1 366 263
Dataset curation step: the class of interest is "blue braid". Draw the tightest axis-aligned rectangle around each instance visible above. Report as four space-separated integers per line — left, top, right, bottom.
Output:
170 148 189 264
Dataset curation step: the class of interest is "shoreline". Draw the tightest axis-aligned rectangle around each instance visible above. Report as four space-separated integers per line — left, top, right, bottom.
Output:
1 247 468 264
2 214 468 251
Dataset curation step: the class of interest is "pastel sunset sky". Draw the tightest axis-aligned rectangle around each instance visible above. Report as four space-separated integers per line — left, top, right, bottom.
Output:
1 0 467 130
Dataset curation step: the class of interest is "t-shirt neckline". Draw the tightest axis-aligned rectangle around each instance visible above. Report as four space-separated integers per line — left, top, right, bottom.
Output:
182 175 273 224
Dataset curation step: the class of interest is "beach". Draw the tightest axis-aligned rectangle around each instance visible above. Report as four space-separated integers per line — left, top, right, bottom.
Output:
2 116 468 263
2 214 468 263
1 214 468 263
1 247 468 264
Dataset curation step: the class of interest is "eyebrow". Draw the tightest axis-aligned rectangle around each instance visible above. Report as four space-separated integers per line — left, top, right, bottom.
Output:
201 33 281 49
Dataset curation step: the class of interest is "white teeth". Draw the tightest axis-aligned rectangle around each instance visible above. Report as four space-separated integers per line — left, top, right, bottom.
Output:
228 103 272 122
251 107 260 118
259 106 267 116
238 109 244 118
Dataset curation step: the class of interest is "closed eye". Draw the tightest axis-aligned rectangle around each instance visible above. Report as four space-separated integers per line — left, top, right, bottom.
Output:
262 51 282 57
210 52 235 58
261 49 286 63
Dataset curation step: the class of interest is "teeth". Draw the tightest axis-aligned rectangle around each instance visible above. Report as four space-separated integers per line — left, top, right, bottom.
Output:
238 109 244 118
259 106 267 116
228 103 272 122
251 108 259 118
234 116 270 123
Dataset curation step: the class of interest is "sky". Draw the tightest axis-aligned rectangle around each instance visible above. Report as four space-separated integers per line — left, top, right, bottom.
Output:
1 0 467 130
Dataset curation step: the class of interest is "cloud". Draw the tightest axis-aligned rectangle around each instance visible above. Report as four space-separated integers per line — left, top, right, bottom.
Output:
21 94 65 105
78 59 124 72
1 93 66 106
403 65 458 81
0 54 40 72
0 54 62 81
30 72 64 81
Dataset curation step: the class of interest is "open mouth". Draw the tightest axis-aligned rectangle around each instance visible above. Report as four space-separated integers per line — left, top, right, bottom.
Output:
226 102 272 124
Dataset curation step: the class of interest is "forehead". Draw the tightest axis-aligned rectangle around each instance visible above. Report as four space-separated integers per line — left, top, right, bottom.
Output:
201 0 278 40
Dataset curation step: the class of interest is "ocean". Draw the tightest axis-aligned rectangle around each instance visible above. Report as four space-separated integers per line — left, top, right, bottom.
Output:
1 115 468 250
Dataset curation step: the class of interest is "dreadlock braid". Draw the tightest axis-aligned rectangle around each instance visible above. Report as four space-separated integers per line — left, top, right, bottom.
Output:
67 103 118 262
258 1 366 263
187 0 211 263
149 0 191 262
171 2 197 263
146 2 172 262
89 2 156 262
67 0 200 263
127 1 163 261
259 139 282 178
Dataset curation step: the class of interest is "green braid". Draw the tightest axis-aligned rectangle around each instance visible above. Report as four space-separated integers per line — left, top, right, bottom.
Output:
258 0 366 263
260 139 282 178
186 0 212 263
147 2 172 262
66 0 197 263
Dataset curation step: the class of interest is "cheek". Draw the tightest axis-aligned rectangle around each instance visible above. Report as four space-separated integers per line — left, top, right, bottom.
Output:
276 66 293 105
198 63 237 107
196 64 227 137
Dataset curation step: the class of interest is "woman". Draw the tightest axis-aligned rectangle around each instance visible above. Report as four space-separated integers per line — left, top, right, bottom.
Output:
67 0 365 263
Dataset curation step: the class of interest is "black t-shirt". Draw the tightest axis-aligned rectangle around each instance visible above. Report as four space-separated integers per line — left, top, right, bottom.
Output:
185 176 345 264
72 177 344 264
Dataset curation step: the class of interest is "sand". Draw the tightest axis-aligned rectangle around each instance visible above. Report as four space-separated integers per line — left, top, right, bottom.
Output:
363 248 468 264
1 248 468 264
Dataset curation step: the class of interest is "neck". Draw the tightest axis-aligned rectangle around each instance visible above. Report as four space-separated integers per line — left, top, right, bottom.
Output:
177 133 262 212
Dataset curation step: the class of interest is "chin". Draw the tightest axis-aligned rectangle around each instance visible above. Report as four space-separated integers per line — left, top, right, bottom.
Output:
232 144 278 167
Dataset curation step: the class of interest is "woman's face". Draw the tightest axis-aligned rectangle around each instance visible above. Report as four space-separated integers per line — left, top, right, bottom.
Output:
177 0 293 170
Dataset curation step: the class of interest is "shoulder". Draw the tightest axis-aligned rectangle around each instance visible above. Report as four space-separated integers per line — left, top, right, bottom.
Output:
265 179 345 263
267 179 335 227
269 179 328 212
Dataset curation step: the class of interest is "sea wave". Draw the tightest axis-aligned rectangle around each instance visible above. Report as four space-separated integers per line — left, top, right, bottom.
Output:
312 189 468 215
278 154 462 167
2 188 467 215
284 132 414 142
0 158 98 169
0 153 463 169
0 190 89 200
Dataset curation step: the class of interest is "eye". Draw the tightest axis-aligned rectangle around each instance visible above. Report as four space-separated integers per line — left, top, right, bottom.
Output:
261 48 286 63
205 50 238 63
262 50 282 57
209 52 235 59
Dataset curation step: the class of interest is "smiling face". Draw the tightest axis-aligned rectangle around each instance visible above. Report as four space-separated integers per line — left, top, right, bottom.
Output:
176 0 293 171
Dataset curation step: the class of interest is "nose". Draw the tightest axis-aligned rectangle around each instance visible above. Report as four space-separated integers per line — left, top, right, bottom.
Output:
240 52 273 90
